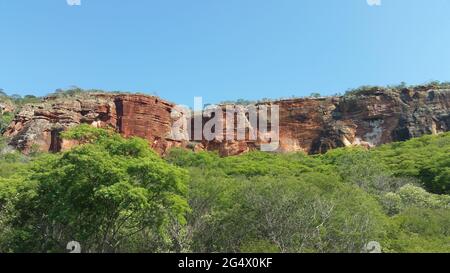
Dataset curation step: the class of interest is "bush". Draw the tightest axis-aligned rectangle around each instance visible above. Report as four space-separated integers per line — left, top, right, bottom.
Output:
0 112 13 133
1 126 449 253
0 127 190 253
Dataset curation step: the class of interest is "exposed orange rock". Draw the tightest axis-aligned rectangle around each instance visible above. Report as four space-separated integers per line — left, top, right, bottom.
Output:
3 94 186 154
2 88 450 156
114 94 186 154
199 88 450 155
0 100 15 114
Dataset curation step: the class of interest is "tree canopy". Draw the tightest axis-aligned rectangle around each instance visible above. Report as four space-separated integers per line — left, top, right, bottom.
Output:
0 126 449 253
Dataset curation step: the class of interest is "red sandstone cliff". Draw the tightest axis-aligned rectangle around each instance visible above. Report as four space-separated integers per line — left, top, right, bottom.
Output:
2 87 450 156
197 88 450 156
3 94 187 154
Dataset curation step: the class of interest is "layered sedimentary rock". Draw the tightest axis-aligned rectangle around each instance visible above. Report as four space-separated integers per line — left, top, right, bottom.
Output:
114 94 187 153
3 94 187 154
309 88 450 154
2 87 450 156
199 87 450 155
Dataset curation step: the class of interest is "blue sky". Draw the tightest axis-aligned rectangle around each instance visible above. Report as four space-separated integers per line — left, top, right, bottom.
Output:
1 0 450 105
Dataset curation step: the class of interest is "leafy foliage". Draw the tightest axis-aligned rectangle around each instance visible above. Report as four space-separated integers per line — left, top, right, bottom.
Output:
0 112 13 133
0 126 449 253
372 133 450 194
60 124 114 144
0 129 189 253
344 81 450 97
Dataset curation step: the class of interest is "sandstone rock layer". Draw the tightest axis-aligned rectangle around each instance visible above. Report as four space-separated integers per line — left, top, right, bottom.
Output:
3 88 450 156
3 94 185 154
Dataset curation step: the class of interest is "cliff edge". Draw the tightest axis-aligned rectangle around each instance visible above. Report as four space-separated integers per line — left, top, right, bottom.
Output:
2 87 450 156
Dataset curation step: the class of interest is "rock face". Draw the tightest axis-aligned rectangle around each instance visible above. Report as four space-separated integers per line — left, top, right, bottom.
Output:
199 87 450 155
114 95 186 154
4 94 115 153
3 87 450 156
0 99 15 114
308 88 450 154
3 94 187 154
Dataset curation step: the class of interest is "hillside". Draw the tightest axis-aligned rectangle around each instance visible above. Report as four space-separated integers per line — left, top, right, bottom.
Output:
1 84 449 252
0 125 449 253
1 83 450 156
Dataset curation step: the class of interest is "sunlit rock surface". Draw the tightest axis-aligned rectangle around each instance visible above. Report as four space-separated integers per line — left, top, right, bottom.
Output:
3 87 450 156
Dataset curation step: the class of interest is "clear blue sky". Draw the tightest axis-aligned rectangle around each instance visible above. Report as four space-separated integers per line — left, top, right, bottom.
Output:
1 0 450 105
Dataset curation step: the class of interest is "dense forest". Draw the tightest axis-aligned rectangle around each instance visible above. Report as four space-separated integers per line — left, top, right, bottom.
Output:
0 124 449 253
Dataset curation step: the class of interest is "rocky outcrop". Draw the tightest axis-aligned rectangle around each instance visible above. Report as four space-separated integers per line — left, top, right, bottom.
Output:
2 87 450 156
114 94 186 154
0 99 15 114
308 88 450 153
3 94 187 154
3 94 115 153
199 88 450 155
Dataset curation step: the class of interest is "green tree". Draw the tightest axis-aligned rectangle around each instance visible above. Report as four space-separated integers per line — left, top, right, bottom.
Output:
2 128 190 253
169 149 386 253
0 112 14 133
384 208 450 252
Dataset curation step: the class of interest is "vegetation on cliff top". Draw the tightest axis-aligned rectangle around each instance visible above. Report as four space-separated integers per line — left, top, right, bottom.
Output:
0 125 449 253
2 80 449 110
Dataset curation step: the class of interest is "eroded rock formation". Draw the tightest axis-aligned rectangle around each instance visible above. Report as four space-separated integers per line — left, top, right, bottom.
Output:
2 87 450 156
205 88 450 155
0 99 15 114
3 94 187 154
